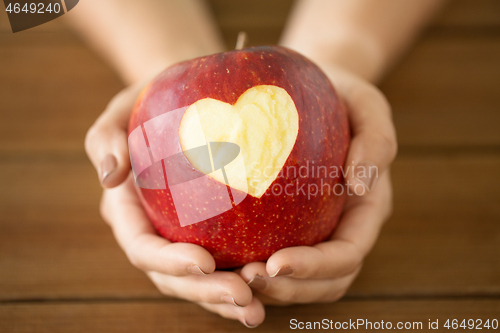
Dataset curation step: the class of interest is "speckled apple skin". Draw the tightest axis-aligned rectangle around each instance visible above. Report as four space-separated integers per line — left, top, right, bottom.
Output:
129 46 350 269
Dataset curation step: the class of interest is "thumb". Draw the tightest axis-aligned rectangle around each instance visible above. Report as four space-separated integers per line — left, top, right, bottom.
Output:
85 82 145 188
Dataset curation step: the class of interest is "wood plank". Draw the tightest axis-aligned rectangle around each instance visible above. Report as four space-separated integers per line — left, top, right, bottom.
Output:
0 299 499 333
2 0 499 34
1 2 499 153
434 0 500 28
0 157 160 300
381 33 500 148
208 0 294 47
352 153 500 297
209 0 500 147
0 32 123 153
1 154 499 300
0 12 65 32
208 0 500 47
2 30 499 151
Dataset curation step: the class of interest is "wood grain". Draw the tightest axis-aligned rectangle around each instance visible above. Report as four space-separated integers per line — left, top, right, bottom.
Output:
0 156 160 300
1 4 499 153
434 0 500 28
207 0 500 47
353 153 500 297
1 0 499 329
1 154 498 300
0 32 123 153
1 299 498 333
2 0 499 34
382 34 500 148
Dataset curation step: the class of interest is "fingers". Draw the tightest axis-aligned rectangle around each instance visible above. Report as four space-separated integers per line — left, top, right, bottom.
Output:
149 271 254 308
257 173 392 280
330 69 397 193
265 243 362 280
102 176 261 326
199 296 266 328
101 176 216 276
85 82 146 188
241 262 361 305
126 236 217 276
333 171 393 254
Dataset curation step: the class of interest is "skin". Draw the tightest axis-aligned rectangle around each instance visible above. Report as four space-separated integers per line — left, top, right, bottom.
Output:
68 0 448 328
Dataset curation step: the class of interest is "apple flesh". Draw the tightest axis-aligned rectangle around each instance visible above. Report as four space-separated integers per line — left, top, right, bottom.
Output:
179 85 299 198
129 46 350 268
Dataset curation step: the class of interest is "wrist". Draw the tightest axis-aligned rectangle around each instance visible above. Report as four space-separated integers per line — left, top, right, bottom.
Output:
281 28 384 83
122 47 220 85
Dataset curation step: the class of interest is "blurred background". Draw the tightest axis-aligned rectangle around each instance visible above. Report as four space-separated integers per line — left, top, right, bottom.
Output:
0 0 499 332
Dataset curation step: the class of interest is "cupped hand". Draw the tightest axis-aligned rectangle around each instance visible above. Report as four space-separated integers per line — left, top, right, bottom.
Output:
239 66 398 305
85 82 265 328
85 64 397 325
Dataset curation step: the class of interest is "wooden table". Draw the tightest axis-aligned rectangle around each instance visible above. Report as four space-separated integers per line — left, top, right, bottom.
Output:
1 1 499 331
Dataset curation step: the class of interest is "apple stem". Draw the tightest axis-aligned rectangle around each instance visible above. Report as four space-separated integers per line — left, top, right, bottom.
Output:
235 31 248 50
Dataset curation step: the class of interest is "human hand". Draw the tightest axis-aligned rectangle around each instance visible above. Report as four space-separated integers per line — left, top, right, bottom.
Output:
85 83 266 327
239 66 397 305
85 63 396 325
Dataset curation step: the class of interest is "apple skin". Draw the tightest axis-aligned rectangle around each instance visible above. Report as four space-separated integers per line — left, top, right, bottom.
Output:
129 46 350 269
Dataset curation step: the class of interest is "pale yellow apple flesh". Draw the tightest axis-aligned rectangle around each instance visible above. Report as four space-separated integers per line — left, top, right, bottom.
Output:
178 85 299 198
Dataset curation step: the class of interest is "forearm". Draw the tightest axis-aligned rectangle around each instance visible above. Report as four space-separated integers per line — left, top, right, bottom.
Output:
65 0 224 84
280 0 448 83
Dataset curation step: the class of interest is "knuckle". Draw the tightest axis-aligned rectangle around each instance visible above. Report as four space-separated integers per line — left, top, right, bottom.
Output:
211 307 234 319
385 132 398 162
359 84 391 113
198 290 215 303
125 240 146 271
320 285 350 303
351 257 363 274
375 131 398 164
153 280 174 297
309 264 321 279
330 288 348 303
220 272 241 286
147 272 168 294
374 89 391 115
107 91 126 109
126 249 143 270
157 285 171 296
84 124 100 156
98 194 111 224
358 86 398 163
347 245 365 270
366 85 391 115
278 287 300 303
376 173 394 222
385 187 394 219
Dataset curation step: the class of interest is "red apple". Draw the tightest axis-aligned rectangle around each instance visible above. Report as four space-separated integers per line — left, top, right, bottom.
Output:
128 46 350 269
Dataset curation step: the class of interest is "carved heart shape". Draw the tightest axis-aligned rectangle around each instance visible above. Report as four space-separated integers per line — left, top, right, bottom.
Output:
179 85 299 198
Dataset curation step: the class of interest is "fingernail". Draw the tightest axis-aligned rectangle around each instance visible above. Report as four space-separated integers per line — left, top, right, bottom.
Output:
270 266 293 277
243 319 259 328
355 161 377 191
187 264 207 276
100 154 118 186
221 294 244 308
247 274 267 290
